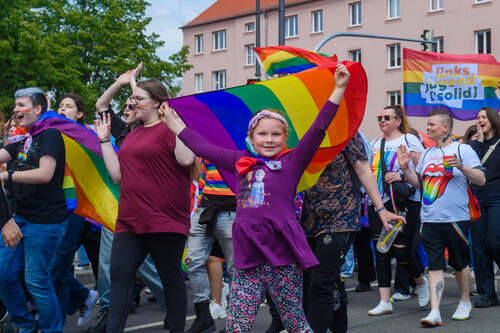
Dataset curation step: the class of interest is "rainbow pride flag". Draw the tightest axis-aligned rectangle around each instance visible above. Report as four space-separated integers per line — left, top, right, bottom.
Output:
403 48 500 120
254 46 338 76
169 57 367 192
30 112 120 231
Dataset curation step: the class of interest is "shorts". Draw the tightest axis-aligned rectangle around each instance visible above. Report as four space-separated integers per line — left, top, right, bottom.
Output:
421 221 469 271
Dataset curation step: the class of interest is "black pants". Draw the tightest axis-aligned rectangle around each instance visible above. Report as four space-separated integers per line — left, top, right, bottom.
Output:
393 201 423 294
82 225 101 281
304 232 356 333
354 227 376 284
370 201 421 288
107 232 187 333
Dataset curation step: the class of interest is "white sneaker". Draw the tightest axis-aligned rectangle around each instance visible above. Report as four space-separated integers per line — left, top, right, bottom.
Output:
415 277 430 307
391 292 411 301
452 301 471 321
368 300 393 316
77 290 99 327
420 310 442 327
209 300 227 319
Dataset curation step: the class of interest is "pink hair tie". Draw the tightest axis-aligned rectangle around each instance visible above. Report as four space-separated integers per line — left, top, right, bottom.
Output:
248 110 288 132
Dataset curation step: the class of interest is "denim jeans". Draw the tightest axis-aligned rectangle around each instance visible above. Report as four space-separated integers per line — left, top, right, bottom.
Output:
77 245 90 265
0 216 65 333
341 245 354 276
97 228 166 310
50 214 89 323
186 208 235 303
470 190 500 297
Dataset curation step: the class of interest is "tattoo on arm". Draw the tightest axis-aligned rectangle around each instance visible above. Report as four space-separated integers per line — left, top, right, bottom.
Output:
435 281 444 300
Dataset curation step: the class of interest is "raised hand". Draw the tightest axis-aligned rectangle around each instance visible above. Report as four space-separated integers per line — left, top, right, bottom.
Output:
159 102 186 135
116 70 133 87
94 113 112 142
131 62 143 82
476 119 485 142
334 64 350 89
397 144 411 170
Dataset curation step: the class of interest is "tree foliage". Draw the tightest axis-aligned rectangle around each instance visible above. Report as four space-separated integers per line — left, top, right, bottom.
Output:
0 0 192 120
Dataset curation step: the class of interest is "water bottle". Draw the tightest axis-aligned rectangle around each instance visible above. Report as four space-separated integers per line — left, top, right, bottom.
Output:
376 220 403 253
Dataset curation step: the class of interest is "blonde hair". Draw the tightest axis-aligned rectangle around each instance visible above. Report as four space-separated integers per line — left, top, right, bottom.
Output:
248 108 288 138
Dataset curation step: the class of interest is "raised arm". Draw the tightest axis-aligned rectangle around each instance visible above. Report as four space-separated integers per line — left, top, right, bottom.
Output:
95 63 142 112
94 113 121 184
293 64 350 171
159 103 242 173
398 145 421 189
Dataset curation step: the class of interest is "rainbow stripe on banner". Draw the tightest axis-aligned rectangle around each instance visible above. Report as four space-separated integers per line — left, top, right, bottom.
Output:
169 54 367 192
30 112 120 232
403 48 500 120
254 46 338 76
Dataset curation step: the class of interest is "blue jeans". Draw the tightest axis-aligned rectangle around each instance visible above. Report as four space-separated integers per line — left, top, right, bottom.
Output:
50 214 89 323
470 190 500 297
77 245 90 265
0 216 65 333
186 208 235 303
341 245 354 277
98 228 166 310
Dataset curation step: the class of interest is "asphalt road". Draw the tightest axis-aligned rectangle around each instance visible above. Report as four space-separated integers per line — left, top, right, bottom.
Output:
65 269 500 333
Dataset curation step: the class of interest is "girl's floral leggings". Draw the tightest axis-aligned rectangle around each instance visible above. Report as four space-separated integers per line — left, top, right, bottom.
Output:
225 263 312 333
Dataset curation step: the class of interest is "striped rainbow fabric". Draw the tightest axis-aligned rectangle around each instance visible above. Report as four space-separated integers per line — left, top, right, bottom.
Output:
30 111 120 231
254 46 338 76
169 54 367 192
403 48 500 120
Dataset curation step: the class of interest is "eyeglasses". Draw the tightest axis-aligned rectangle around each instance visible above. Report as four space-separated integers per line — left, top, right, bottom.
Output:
377 115 399 122
124 104 134 110
130 96 151 102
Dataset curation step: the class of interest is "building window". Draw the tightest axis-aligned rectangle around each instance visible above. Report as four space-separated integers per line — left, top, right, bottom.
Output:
245 22 255 32
387 91 402 105
349 49 361 63
312 10 323 33
476 30 491 54
429 0 444 11
195 34 203 54
245 44 255 66
213 70 226 90
387 0 400 19
387 44 401 68
432 36 444 53
213 30 226 51
195 73 203 92
349 2 362 26
285 15 298 38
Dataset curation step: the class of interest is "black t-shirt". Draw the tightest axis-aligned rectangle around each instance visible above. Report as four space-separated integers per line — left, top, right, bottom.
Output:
4 128 68 223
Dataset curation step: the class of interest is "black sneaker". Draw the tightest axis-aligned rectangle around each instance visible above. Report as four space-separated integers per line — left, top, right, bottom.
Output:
355 281 372 292
474 294 500 308
87 309 107 333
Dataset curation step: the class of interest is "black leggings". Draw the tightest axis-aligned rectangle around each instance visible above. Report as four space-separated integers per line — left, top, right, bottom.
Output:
370 201 422 288
107 232 187 333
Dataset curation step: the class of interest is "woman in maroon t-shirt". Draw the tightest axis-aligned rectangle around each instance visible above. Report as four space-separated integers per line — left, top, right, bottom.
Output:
95 80 195 333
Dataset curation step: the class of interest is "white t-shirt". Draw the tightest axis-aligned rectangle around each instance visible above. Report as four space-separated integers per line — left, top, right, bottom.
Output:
371 134 424 202
416 142 482 223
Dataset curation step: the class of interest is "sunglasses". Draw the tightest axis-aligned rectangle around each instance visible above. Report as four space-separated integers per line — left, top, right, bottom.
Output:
124 104 135 110
377 115 399 122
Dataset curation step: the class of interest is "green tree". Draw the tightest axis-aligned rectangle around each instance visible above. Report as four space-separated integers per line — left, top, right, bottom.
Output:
0 0 192 120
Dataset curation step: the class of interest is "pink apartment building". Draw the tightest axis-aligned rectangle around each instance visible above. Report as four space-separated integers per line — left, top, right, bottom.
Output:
180 0 499 138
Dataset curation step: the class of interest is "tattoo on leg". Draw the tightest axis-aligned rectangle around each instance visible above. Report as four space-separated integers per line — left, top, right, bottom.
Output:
435 281 444 300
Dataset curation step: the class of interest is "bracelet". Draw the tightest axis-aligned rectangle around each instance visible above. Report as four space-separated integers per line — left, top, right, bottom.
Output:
375 206 386 213
100 138 111 144
400 165 409 171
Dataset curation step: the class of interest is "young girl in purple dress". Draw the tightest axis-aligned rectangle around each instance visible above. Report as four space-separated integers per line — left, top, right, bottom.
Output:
160 65 350 332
